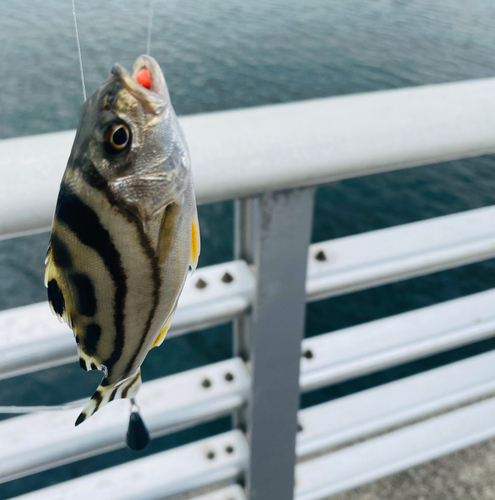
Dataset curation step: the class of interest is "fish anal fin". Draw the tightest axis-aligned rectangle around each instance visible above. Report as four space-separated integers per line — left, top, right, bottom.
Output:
189 210 201 272
76 370 142 426
151 312 175 350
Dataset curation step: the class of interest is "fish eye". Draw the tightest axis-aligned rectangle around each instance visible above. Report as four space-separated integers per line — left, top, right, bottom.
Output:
103 122 131 155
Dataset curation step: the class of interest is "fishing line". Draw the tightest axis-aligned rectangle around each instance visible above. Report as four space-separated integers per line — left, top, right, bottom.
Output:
71 0 87 102
0 401 83 414
147 0 154 55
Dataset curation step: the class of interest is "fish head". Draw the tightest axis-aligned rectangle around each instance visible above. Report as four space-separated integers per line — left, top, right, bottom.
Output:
69 55 190 223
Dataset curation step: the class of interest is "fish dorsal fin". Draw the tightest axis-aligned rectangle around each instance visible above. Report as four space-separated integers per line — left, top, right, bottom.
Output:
46 238 104 376
189 210 200 272
45 243 74 328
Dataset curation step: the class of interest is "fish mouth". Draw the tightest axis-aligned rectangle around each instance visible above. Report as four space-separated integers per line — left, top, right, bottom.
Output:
111 55 169 115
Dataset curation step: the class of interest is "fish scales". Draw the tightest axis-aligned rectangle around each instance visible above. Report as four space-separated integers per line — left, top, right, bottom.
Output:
45 55 200 425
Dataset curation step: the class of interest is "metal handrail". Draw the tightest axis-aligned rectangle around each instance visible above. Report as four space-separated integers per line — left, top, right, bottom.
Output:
7 351 495 497
3 205 495 381
2 77 495 239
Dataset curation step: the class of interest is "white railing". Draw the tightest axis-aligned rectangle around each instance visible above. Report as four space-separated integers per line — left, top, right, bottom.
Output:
2 77 495 240
2 77 495 500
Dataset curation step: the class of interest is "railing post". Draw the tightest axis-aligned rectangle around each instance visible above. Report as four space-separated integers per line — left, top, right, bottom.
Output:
235 188 315 500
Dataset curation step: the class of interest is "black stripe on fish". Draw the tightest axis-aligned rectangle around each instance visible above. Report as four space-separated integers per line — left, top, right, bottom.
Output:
124 238 160 375
71 272 97 317
49 234 73 269
92 389 103 412
121 372 140 398
81 163 162 377
109 386 119 401
121 384 131 399
47 279 65 317
81 162 110 193
85 323 102 356
123 204 181 373
55 186 127 374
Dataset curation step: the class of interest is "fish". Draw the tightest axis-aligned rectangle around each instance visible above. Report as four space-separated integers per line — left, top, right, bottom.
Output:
44 55 200 427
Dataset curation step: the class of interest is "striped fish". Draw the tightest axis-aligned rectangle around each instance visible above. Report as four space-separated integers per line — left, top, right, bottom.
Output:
45 55 200 426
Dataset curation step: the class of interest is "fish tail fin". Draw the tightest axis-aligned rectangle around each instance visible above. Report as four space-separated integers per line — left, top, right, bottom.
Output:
75 370 142 426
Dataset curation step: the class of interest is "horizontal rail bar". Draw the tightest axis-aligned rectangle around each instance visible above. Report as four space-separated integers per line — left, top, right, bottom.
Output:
9 352 495 498
0 260 254 380
307 205 495 302
4 206 495 381
0 358 249 484
10 430 248 500
301 288 495 392
295 397 495 500
188 486 247 500
297 350 495 457
2 78 495 239
4 296 495 483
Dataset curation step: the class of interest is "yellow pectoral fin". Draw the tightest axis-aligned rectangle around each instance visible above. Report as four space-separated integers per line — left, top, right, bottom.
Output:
190 211 201 272
151 312 175 350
